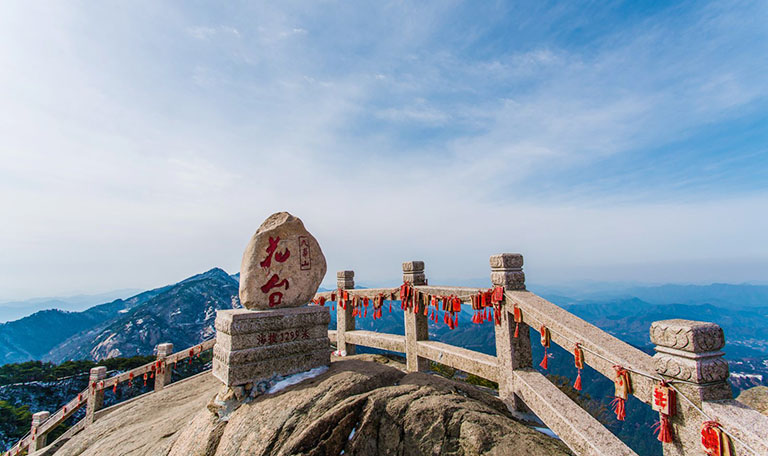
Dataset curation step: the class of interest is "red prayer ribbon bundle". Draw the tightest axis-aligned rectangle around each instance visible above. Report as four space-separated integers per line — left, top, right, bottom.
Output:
539 326 550 370
701 421 733 456
651 381 676 443
611 366 632 421
573 344 584 391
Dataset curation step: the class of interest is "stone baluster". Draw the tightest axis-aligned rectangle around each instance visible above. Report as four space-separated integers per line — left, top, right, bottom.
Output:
650 319 732 456
155 343 174 391
29 411 50 451
336 270 355 356
491 253 531 413
85 366 107 425
403 261 429 373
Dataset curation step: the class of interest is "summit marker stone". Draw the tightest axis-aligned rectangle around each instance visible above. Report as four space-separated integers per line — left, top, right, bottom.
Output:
239 212 327 310
214 212 330 391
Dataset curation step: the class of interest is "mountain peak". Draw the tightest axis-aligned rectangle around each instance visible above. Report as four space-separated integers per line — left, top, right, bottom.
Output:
178 268 236 285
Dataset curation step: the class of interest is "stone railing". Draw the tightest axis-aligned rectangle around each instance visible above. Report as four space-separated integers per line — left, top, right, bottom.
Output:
3 339 215 456
319 255 768 456
5 254 768 456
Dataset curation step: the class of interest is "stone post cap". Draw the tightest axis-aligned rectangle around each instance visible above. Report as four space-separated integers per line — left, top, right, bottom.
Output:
402 261 424 272
650 319 725 353
31 411 50 425
157 343 174 356
336 270 354 279
89 366 107 380
490 253 523 270
490 253 525 290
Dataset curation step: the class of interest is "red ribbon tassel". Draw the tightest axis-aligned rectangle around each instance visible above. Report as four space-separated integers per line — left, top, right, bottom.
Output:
654 415 673 444
143 373 148 387
574 371 582 391
513 305 522 338
129 372 134 387
113 383 117 394
573 344 584 391
539 326 551 370
611 396 626 421
701 421 732 456
652 381 676 444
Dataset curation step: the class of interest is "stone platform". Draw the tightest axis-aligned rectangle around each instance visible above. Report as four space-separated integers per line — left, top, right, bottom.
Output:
213 306 331 387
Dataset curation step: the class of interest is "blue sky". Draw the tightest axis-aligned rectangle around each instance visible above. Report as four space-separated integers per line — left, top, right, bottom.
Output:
1 1 767 300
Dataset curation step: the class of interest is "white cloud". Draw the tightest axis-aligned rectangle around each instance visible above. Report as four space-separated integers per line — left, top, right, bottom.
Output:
0 1 766 299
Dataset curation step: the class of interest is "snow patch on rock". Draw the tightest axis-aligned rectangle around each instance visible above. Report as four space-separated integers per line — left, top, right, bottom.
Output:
267 366 329 394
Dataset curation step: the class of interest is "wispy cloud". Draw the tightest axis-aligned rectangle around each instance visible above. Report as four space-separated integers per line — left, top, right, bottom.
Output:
0 1 766 299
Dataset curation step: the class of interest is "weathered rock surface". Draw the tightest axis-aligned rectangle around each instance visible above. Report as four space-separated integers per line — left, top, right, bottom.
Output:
50 355 569 456
46 372 220 456
240 212 327 310
737 386 768 416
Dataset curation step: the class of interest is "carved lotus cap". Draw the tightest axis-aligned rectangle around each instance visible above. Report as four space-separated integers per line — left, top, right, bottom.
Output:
650 319 725 353
240 212 327 310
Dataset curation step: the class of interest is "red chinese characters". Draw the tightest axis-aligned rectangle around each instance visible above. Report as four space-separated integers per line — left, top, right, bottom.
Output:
260 236 290 268
259 236 291 306
299 235 311 270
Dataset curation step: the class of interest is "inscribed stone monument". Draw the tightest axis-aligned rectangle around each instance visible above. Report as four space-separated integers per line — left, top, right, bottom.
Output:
213 212 330 388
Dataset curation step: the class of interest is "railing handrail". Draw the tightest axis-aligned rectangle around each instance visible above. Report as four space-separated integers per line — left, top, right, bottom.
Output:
7 256 767 456
318 263 768 456
316 285 652 396
3 338 216 456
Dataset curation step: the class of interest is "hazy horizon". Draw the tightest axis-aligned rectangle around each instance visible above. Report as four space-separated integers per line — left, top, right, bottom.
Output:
3 266 768 305
2 1 767 299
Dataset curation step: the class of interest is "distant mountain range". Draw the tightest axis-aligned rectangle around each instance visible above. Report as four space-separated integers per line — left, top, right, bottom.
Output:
2 272 766 367
1 271 767 456
533 282 768 308
0 289 142 323
0 269 240 364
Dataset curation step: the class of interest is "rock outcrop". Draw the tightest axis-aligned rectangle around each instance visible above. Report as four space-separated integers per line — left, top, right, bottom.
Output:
49 355 569 455
737 386 768 416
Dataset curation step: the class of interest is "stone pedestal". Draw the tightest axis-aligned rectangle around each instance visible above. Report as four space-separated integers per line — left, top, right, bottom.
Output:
213 306 331 387
651 319 732 456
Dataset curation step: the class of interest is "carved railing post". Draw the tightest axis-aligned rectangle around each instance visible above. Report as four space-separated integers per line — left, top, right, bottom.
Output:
491 253 531 413
155 343 174 391
336 270 355 356
651 319 732 456
29 411 50 451
85 366 107 425
403 261 429 373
